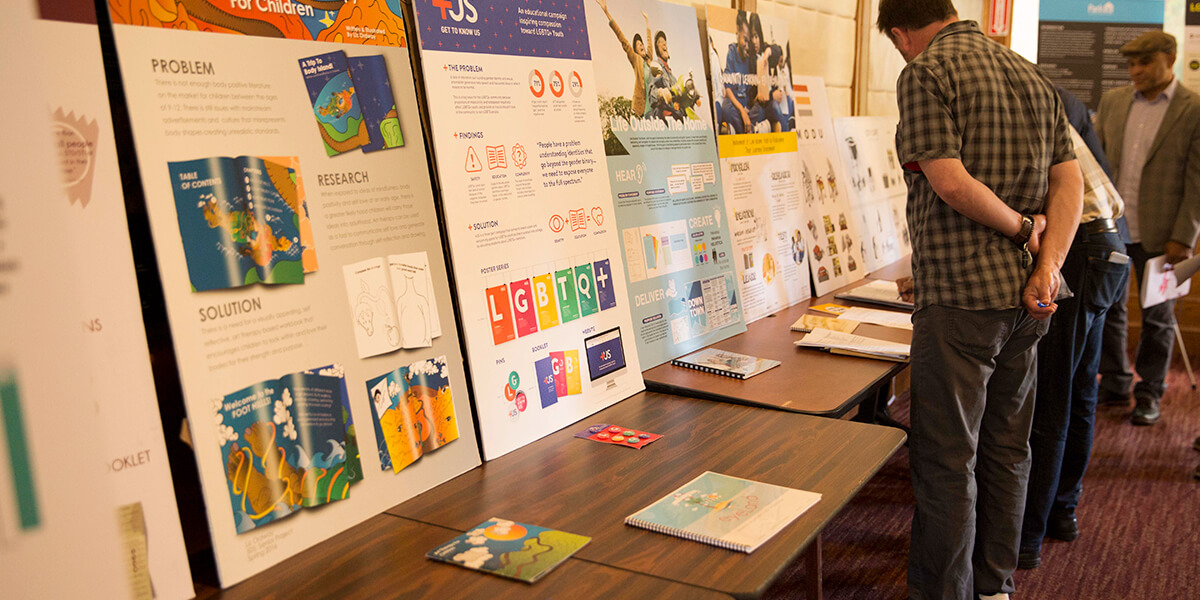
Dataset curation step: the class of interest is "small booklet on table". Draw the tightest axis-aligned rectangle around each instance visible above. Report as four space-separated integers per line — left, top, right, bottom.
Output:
790 313 859 333
834 279 914 311
625 471 821 553
671 348 780 379
426 517 590 583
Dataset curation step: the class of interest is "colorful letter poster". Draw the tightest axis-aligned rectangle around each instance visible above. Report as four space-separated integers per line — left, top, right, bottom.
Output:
412 0 645 459
707 6 811 322
35 0 193 597
107 2 480 586
833 115 911 274
790 76 866 296
587 0 746 368
0 1 128 596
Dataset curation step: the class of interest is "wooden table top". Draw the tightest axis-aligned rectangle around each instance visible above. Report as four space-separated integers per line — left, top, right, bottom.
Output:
390 391 907 599
643 261 914 417
196 514 731 599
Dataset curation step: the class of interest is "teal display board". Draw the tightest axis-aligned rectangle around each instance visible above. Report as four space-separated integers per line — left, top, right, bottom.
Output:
586 0 746 368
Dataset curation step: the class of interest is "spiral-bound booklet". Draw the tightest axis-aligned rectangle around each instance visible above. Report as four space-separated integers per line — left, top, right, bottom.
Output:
670 348 780 379
624 472 821 553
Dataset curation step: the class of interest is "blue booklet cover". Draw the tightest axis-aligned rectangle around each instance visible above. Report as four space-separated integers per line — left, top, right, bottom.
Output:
299 50 370 156
624 471 821 552
426 518 590 583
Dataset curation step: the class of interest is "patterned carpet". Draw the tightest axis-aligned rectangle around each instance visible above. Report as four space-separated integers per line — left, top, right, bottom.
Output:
763 352 1200 599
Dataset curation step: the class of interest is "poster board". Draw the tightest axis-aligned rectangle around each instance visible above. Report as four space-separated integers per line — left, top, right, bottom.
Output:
412 0 645 459
1038 0 1165 109
707 6 812 323
34 1 193 597
587 0 746 368
106 2 481 586
0 1 129 596
833 115 911 274
790 76 867 295
1186 2 1200 89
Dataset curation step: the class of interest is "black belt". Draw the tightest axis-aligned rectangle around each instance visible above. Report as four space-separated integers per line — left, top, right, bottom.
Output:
1084 218 1119 235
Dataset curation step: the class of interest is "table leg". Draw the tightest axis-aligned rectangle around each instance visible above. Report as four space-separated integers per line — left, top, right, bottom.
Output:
805 532 822 600
853 384 910 436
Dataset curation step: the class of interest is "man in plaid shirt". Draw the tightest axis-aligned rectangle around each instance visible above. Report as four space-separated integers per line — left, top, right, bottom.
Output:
878 1 1083 599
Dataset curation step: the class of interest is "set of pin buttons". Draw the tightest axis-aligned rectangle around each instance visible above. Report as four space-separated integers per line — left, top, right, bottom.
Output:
574 424 663 449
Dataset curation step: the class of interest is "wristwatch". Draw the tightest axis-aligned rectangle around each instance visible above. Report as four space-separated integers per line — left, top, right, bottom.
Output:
1010 215 1034 246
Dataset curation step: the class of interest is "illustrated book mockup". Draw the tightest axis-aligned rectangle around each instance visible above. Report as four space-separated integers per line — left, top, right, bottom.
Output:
167 155 317 292
216 365 361 534
624 471 821 553
365 356 460 474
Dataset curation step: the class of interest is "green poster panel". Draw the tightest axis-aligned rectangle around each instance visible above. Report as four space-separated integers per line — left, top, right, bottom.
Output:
575 263 599 317
554 268 581 323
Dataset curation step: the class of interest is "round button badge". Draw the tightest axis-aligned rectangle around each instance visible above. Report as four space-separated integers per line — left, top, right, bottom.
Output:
612 435 626 442
514 392 528 412
638 433 651 439
508 371 520 390
597 433 610 440
504 384 516 402
608 426 622 433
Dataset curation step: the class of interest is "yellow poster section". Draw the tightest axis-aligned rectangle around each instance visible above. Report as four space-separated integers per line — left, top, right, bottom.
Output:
717 132 799 158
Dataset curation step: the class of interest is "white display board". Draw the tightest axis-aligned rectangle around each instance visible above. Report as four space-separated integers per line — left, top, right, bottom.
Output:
106 3 481 586
708 6 812 322
0 1 129 597
791 76 868 296
34 2 193 597
834 115 910 274
413 0 645 459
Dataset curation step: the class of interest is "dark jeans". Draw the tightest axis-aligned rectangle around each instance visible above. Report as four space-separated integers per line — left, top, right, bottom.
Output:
909 305 1048 600
1099 243 1177 403
716 99 765 134
1021 230 1129 553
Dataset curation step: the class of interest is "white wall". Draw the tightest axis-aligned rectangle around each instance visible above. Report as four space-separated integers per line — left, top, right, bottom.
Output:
860 0 984 117
755 0 859 116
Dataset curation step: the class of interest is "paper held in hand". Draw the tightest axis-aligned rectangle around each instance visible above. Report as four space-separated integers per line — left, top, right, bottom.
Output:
795 328 911 362
1141 255 1192 309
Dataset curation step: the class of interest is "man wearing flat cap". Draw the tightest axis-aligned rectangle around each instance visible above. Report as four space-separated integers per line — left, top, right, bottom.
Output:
1095 31 1200 427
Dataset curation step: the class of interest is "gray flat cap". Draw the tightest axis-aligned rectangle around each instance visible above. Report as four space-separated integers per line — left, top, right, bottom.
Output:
1119 31 1177 56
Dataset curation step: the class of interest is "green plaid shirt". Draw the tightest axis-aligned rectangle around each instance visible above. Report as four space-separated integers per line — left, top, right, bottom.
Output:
896 20 1075 311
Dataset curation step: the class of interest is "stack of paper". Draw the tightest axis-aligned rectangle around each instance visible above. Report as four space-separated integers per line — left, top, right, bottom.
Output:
795 328 910 362
836 306 912 330
834 279 914 311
